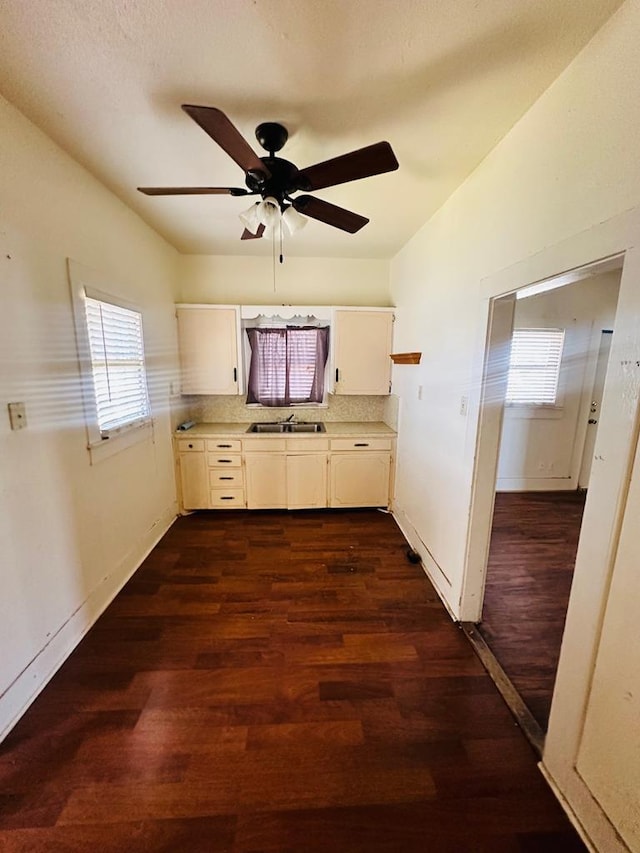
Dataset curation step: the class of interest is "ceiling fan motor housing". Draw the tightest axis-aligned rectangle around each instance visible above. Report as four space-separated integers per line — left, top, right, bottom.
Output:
246 156 301 206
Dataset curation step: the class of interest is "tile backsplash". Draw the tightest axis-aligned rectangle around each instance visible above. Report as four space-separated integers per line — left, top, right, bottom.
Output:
186 394 393 425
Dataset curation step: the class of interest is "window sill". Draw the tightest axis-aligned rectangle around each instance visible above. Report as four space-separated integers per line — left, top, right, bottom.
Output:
87 420 154 464
244 403 329 410
504 404 564 420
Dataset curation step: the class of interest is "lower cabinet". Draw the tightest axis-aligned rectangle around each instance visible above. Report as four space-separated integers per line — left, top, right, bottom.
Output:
177 437 245 510
176 433 393 512
287 453 328 509
329 438 392 508
178 448 209 509
245 450 328 510
245 453 287 509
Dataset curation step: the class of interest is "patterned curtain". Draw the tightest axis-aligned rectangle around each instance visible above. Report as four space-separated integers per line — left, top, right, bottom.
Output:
246 327 329 406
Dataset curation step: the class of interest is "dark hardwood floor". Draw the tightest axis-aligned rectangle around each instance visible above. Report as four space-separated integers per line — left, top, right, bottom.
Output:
0 510 585 852
479 491 587 729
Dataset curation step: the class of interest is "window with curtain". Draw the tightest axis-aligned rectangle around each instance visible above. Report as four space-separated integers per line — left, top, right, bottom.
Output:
246 326 330 406
506 327 565 405
85 296 151 434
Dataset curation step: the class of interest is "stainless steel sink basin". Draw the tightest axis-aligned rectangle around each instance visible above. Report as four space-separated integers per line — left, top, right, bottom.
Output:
248 423 288 433
288 423 325 432
247 421 326 433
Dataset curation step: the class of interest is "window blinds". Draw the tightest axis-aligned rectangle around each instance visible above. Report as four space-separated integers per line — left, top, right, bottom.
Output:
85 296 150 433
505 327 565 405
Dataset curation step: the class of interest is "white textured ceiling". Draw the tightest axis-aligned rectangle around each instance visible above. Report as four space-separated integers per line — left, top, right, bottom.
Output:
0 0 623 258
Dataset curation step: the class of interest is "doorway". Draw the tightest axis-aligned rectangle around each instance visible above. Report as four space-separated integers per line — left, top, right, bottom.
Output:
464 258 622 743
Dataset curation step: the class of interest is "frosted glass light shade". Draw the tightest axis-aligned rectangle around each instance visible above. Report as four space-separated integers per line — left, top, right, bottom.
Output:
239 202 261 234
258 197 281 229
282 205 307 234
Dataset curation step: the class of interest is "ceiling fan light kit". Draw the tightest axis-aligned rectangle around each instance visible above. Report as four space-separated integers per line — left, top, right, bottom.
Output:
137 105 399 241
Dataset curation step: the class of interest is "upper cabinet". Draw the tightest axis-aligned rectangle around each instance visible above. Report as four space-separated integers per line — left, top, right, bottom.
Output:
332 309 394 395
176 305 241 395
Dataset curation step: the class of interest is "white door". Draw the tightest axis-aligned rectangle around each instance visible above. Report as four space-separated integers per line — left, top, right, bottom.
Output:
574 427 640 851
578 330 613 488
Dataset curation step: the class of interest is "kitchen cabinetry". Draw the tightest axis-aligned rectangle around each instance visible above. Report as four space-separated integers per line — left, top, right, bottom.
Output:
333 309 393 395
176 305 241 395
177 437 245 510
245 449 287 509
286 451 328 509
329 437 392 507
175 429 393 513
177 438 209 509
244 437 328 510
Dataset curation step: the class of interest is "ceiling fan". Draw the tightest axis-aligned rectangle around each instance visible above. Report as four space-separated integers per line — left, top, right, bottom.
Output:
138 105 399 240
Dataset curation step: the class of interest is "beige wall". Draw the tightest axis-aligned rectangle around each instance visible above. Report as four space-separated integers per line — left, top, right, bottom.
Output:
177 254 391 306
0 95 180 739
389 1 640 849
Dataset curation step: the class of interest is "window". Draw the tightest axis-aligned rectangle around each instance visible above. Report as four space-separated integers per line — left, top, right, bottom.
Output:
246 326 329 406
84 296 150 435
68 259 153 462
506 327 565 405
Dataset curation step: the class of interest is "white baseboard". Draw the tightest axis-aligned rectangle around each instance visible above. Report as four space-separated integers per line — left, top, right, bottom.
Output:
0 505 177 743
391 501 459 622
496 476 576 491
538 762 598 853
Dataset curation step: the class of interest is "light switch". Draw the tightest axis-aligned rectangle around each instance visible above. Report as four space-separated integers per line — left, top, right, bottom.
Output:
8 402 27 430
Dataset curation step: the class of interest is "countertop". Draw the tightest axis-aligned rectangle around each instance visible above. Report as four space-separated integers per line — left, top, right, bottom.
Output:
175 421 396 438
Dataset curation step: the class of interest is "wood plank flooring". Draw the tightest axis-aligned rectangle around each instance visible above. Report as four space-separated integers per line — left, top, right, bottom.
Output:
479 491 587 729
0 510 585 852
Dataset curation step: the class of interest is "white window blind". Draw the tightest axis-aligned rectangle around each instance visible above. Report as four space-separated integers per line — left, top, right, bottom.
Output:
85 296 150 434
506 327 565 405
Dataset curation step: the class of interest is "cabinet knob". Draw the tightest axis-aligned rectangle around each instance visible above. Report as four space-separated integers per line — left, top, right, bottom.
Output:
188 443 193 449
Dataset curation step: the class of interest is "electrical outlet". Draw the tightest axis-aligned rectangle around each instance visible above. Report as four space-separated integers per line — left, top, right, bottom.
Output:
8 402 27 430
459 396 468 416
417 384 423 401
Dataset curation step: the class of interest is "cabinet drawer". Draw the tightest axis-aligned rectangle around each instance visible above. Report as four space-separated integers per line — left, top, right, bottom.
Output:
207 453 242 467
243 438 287 452
209 468 244 488
286 437 329 452
210 489 245 508
330 437 392 451
206 438 241 452
177 438 205 452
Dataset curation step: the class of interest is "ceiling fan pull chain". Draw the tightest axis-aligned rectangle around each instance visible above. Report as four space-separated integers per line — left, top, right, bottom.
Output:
279 220 284 265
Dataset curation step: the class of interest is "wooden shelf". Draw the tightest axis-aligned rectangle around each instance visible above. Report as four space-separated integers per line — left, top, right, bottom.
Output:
390 352 421 364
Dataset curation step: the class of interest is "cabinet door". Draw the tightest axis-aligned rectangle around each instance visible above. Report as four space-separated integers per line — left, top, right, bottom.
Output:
287 454 327 509
245 454 287 509
333 310 393 395
329 452 391 507
177 307 239 395
179 452 209 509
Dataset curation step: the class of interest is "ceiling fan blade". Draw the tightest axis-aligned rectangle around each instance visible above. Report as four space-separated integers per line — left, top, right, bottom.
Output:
241 224 265 240
293 195 369 233
297 141 398 192
181 105 270 179
138 186 250 196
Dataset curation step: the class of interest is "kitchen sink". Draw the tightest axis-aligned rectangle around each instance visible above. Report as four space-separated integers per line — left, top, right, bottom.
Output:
247 421 326 433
